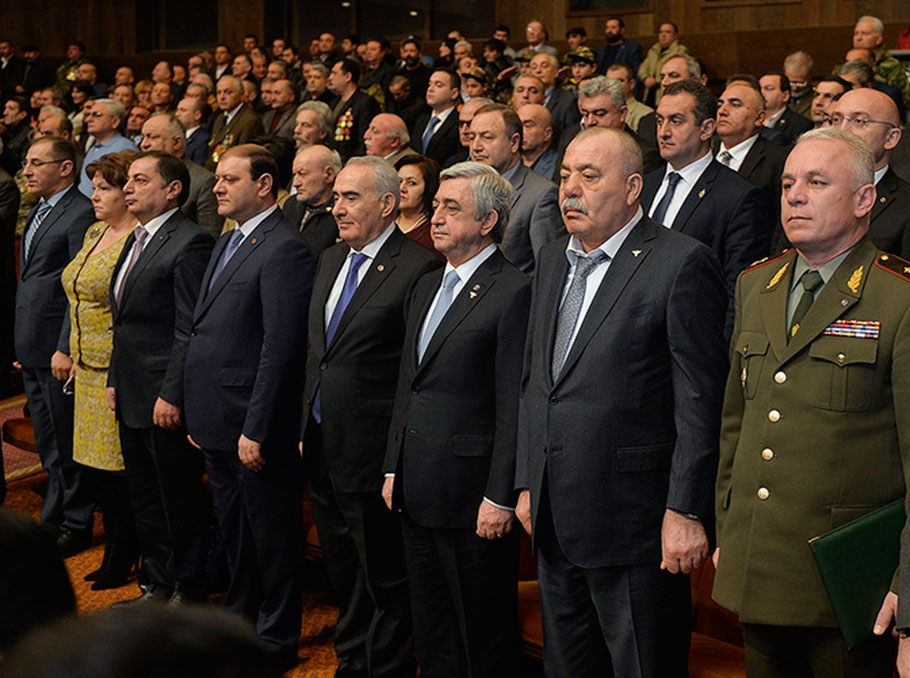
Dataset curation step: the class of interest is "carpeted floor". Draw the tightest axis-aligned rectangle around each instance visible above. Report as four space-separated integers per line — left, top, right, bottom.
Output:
1 395 42 483
3 472 341 676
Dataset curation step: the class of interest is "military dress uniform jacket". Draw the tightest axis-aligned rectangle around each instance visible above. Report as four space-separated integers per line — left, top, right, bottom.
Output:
713 240 910 628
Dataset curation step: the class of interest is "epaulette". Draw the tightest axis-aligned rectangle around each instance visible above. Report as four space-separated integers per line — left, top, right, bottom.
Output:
743 248 790 273
875 253 910 282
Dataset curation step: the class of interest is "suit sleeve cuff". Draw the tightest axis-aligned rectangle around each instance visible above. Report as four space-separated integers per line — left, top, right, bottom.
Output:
483 496 515 512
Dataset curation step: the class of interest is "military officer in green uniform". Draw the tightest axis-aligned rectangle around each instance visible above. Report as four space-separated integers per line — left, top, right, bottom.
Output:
713 126 910 677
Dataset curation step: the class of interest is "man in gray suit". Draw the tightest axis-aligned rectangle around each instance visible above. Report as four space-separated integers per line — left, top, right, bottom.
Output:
16 137 96 555
140 113 222 239
262 79 297 141
469 103 563 274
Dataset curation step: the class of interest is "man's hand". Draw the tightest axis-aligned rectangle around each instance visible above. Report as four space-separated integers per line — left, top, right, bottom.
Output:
497 65 518 81
12 361 21 372
51 351 73 381
187 434 201 450
476 500 514 540
873 591 910 676
712 547 720 569
660 509 709 574
382 476 395 511
516 489 532 536
238 434 265 472
105 387 116 412
152 398 182 430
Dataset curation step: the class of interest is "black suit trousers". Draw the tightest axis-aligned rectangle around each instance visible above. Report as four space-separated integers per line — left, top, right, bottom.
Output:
22 366 94 531
536 492 691 678
305 416 415 678
203 444 303 655
118 423 208 598
400 511 518 678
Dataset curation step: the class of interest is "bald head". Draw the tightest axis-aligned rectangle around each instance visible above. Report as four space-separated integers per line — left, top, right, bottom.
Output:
364 113 409 158
292 143 342 206
518 103 553 157
832 88 902 168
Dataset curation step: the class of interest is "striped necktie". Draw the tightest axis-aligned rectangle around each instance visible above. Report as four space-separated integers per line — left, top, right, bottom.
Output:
23 201 54 262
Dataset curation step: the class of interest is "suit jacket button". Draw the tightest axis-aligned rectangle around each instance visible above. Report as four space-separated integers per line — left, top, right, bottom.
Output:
768 409 781 423
408 428 417 435
320 363 327 370
549 396 558 404
757 487 770 500
412 386 420 394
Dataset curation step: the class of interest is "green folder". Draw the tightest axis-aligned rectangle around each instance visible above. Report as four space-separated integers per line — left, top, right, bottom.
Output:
809 499 905 649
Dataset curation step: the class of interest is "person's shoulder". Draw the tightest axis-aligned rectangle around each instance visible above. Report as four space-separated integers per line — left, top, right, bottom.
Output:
870 251 910 287
737 249 793 291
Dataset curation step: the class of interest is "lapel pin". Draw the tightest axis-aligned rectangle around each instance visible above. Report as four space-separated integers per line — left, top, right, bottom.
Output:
251 238 257 244
377 264 385 272
698 189 706 198
880 197 887 203
632 249 641 257
841 298 849 307
472 284 480 290
469 291 477 299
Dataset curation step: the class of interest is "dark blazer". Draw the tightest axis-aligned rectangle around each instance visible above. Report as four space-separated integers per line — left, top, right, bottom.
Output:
545 87 581 148
184 210 315 450
0 55 24 99
206 107 265 170
184 127 212 166
183 159 222 240
868 167 910 260
330 89 380 161
262 107 296 141
384 249 530 528
759 107 813 147
108 211 214 428
19 57 53 95
725 135 790 251
516 217 727 567
302 227 442 493
15 184 94 367
281 199 340 261
410 107 460 169
596 39 643 76
641 159 770 335
502 162 564 274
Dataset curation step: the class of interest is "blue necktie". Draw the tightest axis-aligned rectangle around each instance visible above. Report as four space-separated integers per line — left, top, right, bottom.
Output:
651 172 681 226
24 200 54 262
421 116 440 153
313 252 368 423
208 229 244 292
417 270 460 362
551 250 608 381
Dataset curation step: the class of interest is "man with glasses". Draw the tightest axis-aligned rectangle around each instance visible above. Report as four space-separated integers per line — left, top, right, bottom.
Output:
831 88 909 258
16 137 96 556
77 98 138 196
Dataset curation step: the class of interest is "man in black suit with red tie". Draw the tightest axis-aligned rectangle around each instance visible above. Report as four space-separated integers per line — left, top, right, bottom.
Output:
382 161 529 677
302 156 440 677
107 152 213 605
184 144 315 672
515 127 727 677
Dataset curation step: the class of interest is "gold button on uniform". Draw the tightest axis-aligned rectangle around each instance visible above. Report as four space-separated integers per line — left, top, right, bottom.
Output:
761 448 774 461
768 409 781 422
774 371 787 384
757 487 770 500
837 353 846 364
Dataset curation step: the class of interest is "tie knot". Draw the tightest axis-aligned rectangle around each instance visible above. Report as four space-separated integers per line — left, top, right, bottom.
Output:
349 252 368 274
667 172 682 188
800 269 823 293
230 229 244 245
36 201 53 216
442 269 460 290
719 151 733 166
572 250 607 278
134 226 149 245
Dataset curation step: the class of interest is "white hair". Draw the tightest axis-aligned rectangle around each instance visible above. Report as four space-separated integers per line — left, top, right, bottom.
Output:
797 127 874 189
345 156 401 213
439 161 513 241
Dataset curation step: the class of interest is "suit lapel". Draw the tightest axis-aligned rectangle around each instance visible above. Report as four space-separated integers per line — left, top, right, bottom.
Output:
672 161 718 234
118 211 182 309
555 220 655 387
540 244 570 390
759 249 797 361
21 186 74 275
509 164 527 209
870 168 898 223
311 244 347 360
738 137 764 179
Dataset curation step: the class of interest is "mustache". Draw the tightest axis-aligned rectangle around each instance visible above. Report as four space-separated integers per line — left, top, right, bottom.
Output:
560 197 588 215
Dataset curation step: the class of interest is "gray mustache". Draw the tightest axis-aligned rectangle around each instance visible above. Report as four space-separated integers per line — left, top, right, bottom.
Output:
560 198 588 215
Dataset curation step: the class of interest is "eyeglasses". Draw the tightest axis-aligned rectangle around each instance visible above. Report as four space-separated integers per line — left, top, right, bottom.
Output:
21 158 65 169
829 113 896 130
88 111 109 118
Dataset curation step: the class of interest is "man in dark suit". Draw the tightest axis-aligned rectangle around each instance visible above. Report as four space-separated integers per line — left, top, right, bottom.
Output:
642 81 769 336
139 112 222 239
326 59 380 162
715 80 790 252
283 144 341 260
530 53 580 148
16 44 53 97
176 97 212 167
759 72 813 147
301 156 440 677
261 79 297 141
831 87 910 259
515 127 728 677
469 103 563 274
382 161 529 677
184 145 315 672
206 75 265 171
0 163 18 399
410 69 461 169
16 137 95 555
107 152 214 604
0 39 24 101
596 16 643 77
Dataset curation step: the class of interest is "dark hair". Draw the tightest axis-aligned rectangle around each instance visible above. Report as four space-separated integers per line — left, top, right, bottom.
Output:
222 144 281 198
475 103 522 146
483 39 505 54
763 71 791 94
661 22 679 33
432 68 460 91
401 37 421 52
86 149 139 189
606 15 625 28
344 33 360 45
216 43 232 53
136 150 191 206
395 154 440 219
244 33 259 42
249 135 294 191
605 61 635 80
70 41 86 53
725 73 761 90
817 75 850 92
285 43 300 57
7 95 28 114
662 80 717 124
494 24 510 36
23 43 39 52
31 136 78 166
338 58 362 85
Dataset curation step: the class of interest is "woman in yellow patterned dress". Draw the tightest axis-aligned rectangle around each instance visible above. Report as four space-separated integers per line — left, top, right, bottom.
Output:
62 150 139 590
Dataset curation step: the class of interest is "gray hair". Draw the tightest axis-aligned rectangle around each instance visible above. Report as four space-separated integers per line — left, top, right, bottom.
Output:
150 111 186 141
797 127 874 189
217 74 244 92
386 119 410 147
668 54 702 80
345 156 400 213
186 83 210 101
296 143 343 175
439 161 513 243
454 40 473 54
784 51 813 74
571 126 643 177
856 15 884 35
578 76 626 109
269 60 288 76
296 100 332 136
839 60 875 87
93 98 126 121
40 105 66 117
308 61 329 77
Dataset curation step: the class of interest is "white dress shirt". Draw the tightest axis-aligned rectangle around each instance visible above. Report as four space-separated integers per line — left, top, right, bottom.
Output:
112 207 179 300
716 133 759 172
647 151 713 229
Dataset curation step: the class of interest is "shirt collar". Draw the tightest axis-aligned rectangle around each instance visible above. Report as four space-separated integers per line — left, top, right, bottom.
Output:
235 204 279 239
874 164 889 186
564 206 643 263
665 148 712 181
501 158 521 183
763 107 786 127
42 184 71 208
350 221 397 258
137 207 179 236
94 133 125 149
718 133 759 163
430 104 456 124
790 247 854 291
444 242 497 283
224 103 244 123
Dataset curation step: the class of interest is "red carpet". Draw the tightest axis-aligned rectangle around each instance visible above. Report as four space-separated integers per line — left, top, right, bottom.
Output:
1 395 42 483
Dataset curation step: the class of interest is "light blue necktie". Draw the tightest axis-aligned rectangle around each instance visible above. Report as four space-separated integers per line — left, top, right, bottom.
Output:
417 270 460 363
208 229 244 292
421 116 440 153
551 250 608 381
24 200 54 262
